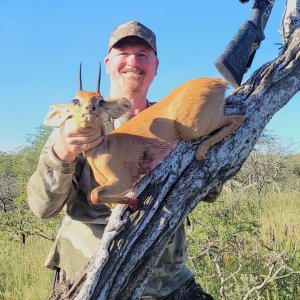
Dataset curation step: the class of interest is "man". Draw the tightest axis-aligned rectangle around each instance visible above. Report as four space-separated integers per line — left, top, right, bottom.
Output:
27 21 214 299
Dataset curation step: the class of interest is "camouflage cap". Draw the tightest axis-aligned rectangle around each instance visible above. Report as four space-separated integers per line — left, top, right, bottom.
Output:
108 21 157 55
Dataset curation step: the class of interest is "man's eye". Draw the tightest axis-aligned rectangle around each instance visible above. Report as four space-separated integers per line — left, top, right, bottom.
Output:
137 50 148 57
72 99 80 105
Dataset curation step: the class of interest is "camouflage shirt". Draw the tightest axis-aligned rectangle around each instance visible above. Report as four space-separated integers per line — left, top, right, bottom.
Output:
27 108 194 299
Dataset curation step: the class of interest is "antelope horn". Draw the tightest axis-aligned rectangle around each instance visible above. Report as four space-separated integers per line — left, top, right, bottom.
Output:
79 62 82 91
97 63 101 94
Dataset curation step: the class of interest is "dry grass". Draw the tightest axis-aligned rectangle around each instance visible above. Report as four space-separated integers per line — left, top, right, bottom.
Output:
187 189 300 299
1 189 299 299
0 236 53 300
259 191 300 247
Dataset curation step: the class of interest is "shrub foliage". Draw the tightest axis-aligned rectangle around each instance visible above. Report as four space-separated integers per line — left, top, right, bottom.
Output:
0 128 299 299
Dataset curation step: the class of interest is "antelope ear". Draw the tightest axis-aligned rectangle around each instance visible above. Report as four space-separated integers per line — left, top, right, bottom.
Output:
44 104 72 127
103 97 132 119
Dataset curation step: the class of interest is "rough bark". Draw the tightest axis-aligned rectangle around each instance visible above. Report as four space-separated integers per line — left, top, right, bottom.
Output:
280 0 300 43
50 1 300 299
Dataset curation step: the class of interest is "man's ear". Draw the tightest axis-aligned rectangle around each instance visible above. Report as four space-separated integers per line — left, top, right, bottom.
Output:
104 56 110 75
44 104 71 127
155 57 159 76
104 98 132 119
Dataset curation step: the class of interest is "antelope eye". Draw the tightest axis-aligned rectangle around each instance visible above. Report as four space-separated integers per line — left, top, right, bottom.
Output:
99 100 105 107
72 98 80 105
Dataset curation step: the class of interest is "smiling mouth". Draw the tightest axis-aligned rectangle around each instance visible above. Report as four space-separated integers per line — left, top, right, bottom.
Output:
121 67 145 75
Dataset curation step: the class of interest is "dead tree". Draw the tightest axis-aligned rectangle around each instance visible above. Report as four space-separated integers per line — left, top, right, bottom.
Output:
50 0 300 299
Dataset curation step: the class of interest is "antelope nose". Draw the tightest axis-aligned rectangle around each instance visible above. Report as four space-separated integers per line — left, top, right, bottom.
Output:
86 103 95 111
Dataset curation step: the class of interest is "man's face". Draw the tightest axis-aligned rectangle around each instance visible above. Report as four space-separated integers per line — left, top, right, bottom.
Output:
105 37 159 96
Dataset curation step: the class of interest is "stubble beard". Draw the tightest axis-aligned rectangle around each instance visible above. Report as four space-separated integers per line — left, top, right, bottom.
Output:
122 76 144 94
120 67 146 94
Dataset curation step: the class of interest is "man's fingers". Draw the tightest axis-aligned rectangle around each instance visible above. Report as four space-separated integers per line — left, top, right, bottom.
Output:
67 133 103 146
64 124 102 139
57 118 104 157
64 118 101 136
69 127 101 137
79 136 104 151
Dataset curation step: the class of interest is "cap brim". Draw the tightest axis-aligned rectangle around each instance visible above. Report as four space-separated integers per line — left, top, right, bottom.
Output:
109 35 156 54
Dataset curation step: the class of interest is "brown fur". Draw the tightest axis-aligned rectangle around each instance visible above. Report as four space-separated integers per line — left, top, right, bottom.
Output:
45 77 245 210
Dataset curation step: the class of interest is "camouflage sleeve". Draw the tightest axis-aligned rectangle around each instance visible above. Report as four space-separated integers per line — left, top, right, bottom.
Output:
27 129 82 219
202 185 223 203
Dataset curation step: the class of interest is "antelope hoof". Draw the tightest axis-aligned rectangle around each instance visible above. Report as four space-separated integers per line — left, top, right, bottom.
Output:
91 190 101 205
129 198 139 212
196 148 207 161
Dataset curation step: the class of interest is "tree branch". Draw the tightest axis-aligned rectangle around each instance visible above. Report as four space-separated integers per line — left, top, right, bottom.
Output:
280 0 300 43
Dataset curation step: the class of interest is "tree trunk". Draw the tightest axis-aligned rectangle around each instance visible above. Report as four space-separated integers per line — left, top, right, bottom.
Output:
50 1 300 299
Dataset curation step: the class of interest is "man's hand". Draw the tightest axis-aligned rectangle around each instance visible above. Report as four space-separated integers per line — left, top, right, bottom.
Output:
52 118 103 162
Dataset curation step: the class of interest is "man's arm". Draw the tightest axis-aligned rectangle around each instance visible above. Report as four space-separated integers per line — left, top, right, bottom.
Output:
27 128 79 219
202 185 223 203
27 118 103 219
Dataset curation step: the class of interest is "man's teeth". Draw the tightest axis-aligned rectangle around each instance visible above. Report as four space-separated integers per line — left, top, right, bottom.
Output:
123 70 144 75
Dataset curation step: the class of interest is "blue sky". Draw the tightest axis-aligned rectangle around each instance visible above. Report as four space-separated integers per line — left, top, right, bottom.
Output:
1 0 299 153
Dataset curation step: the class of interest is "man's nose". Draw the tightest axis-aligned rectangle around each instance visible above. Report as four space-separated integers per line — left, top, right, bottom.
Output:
127 54 138 66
